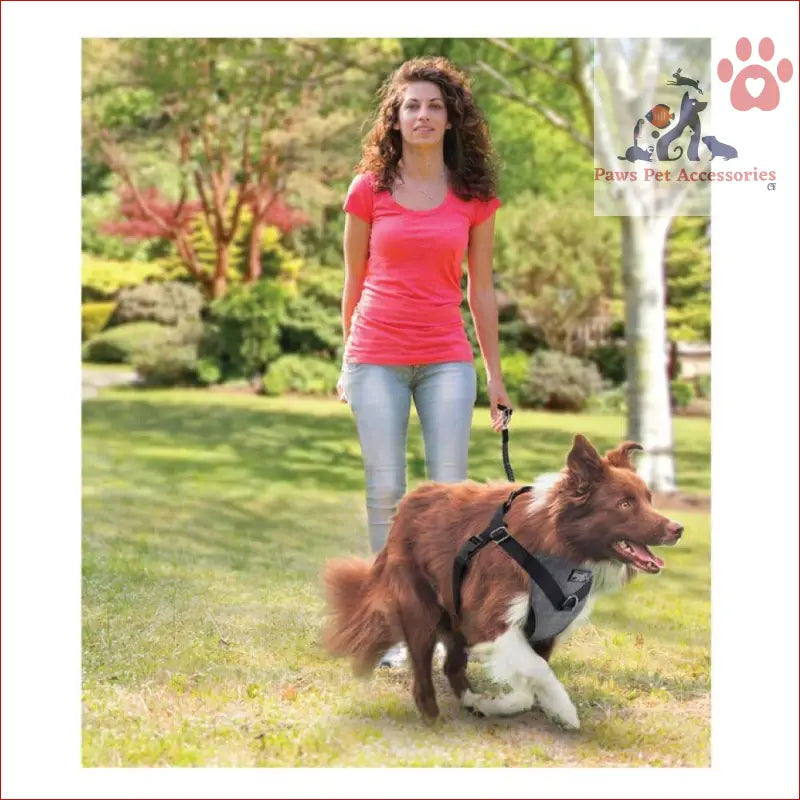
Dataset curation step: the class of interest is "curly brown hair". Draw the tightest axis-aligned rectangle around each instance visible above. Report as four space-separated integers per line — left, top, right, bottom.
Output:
356 57 499 201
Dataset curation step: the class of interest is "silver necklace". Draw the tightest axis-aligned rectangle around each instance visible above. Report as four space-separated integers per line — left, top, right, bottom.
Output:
399 170 447 200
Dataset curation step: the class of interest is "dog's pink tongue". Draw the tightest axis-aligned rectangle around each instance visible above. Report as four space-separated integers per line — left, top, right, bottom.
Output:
629 542 664 571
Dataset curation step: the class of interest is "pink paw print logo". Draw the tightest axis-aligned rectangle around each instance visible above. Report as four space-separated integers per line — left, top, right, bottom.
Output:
717 37 793 111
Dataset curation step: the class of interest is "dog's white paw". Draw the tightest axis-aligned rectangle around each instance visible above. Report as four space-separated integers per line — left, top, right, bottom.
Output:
536 687 580 730
461 689 534 717
536 681 581 730
547 702 580 730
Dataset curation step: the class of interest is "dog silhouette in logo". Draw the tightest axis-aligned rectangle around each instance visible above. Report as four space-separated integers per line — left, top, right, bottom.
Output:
702 135 738 161
656 92 708 162
666 67 704 95
618 118 654 162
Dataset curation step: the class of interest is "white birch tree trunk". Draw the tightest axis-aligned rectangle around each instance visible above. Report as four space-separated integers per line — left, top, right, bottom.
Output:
621 214 676 491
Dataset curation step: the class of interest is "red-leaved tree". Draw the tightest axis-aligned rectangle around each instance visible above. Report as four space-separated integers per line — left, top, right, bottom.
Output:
93 40 327 299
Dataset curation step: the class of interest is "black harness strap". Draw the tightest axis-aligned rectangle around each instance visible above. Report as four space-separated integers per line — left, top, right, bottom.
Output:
452 485 591 618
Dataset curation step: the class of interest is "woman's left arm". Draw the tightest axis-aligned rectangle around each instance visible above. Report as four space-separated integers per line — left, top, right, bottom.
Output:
467 213 511 432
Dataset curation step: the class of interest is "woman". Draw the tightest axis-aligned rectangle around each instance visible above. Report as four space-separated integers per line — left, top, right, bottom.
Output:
338 57 510 666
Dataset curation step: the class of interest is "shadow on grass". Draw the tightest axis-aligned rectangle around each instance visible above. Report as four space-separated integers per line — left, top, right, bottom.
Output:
84 397 368 492
83 395 710 492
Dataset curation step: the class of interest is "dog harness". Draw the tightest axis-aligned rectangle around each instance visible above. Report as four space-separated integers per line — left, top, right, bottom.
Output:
451 486 593 643
453 408 594 643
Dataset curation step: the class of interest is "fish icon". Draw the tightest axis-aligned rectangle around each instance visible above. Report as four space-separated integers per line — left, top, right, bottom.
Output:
645 104 674 129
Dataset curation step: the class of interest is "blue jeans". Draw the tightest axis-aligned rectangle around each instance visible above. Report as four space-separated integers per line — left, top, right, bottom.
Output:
341 361 477 553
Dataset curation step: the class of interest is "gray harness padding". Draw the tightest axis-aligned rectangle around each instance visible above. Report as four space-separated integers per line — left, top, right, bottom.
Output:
523 555 593 642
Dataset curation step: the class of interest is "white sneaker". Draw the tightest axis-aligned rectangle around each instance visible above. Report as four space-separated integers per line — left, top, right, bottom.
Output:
378 643 408 668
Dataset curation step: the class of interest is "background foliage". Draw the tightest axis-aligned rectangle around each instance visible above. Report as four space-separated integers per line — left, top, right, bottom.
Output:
82 37 710 408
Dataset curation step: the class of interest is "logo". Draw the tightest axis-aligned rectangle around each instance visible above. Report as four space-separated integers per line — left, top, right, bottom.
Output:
592 38 783 215
612 66 739 172
568 568 592 584
717 37 793 111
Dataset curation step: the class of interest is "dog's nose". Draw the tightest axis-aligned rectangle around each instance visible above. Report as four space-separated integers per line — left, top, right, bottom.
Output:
668 522 684 540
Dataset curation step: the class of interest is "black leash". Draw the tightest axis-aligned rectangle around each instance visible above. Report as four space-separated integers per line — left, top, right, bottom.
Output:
497 403 514 481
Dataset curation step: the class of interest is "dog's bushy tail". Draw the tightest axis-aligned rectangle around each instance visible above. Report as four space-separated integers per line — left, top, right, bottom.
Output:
322 549 396 675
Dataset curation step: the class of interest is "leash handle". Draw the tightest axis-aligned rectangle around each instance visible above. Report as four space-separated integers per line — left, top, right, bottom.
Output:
497 403 512 430
497 404 514 481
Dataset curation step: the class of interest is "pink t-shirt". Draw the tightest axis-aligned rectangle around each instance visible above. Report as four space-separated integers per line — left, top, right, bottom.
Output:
343 171 501 365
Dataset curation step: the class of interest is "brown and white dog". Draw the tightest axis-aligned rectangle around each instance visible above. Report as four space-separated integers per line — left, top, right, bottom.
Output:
323 435 683 729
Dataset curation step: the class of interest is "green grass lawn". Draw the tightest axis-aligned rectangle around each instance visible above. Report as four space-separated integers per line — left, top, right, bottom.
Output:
82 389 710 766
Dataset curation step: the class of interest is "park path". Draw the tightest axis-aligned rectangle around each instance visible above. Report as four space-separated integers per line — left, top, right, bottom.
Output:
82 367 138 400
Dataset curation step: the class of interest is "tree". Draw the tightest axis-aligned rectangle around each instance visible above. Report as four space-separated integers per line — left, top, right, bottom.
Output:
101 185 309 288
493 192 620 354
665 216 711 343
84 38 394 299
470 38 711 490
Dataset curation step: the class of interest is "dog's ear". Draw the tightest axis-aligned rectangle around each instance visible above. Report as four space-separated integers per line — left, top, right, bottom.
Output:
566 434 604 489
605 441 643 471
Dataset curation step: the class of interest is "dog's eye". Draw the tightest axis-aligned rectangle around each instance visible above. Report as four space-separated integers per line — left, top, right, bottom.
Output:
618 498 633 509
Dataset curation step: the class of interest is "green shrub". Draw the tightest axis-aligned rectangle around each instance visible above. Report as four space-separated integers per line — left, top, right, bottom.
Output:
520 350 605 411
279 266 342 358
81 254 177 302
262 355 340 397
500 351 531 403
134 344 199 387
671 380 695 410
82 321 174 364
195 358 222 386
81 302 116 341
587 343 627 385
585 383 628 415
110 281 205 327
201 281 287 380
475 351 531 407
694 374 711 400
128 322 205 386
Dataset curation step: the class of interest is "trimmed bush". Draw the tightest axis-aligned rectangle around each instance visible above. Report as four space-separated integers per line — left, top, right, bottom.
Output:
520 350 605 411
82 322 174 364
81 302 115 341
671 380 695 410
201 281 287 380
111 281 205 327
134 345 199 387
129 322 205 386
262 355 340 397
